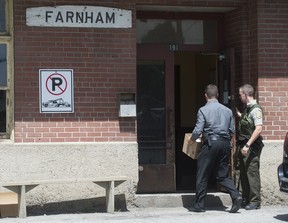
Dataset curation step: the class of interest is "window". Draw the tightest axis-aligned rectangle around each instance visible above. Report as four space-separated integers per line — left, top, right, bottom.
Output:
136 19 217 46
0 0 6 32
0 0 13 139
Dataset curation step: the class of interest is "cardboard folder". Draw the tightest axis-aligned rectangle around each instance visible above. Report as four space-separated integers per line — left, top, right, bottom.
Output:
182 133 202 159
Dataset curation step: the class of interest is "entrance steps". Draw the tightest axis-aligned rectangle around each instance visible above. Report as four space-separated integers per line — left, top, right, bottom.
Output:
132 193 232 209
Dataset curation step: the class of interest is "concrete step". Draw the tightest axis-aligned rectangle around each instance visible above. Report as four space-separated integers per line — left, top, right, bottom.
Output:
132 193 232 209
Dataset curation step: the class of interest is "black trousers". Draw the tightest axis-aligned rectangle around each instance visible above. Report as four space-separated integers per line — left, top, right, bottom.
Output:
195 140 240 208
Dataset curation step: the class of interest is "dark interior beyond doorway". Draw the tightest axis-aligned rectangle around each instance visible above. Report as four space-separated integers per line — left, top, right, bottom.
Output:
174 52 218 191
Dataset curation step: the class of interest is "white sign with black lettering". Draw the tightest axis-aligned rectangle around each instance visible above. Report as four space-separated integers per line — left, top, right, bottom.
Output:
26 5 132 28
39 69 74 113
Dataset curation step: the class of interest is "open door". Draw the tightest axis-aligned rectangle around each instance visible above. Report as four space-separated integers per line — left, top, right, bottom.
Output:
218 48 236 181
136 44 175 193
218 49 235 108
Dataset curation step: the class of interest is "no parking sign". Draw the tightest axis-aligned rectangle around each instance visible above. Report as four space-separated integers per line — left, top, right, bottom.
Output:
39 69 74 113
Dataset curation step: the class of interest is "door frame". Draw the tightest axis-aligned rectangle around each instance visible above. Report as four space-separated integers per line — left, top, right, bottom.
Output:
135 11 229 193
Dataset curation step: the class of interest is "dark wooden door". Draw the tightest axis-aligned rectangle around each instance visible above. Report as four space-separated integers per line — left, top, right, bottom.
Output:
137 44 176 193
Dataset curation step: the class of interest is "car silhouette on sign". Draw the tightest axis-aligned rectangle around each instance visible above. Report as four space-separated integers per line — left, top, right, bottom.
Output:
42 98 70 107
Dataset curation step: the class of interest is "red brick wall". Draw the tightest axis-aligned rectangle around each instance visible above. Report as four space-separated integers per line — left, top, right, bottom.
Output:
224 3 249 87
136 0 245 7
14 1 137 143
13 0 246 143
14 0 287 142
225 0 288 140
257 0 288 140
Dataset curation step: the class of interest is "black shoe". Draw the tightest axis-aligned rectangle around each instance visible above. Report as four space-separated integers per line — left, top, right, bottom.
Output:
245 203 261 210
229 196 243 213
188 206 206 212
241 200 248 208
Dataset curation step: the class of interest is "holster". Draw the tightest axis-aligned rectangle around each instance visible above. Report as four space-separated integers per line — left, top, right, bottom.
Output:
251 136 264 154
237 136 264 156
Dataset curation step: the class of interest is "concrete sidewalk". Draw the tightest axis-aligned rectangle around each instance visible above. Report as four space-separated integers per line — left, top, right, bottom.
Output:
132 192 231 208
0 206 287 223
0 193 287 223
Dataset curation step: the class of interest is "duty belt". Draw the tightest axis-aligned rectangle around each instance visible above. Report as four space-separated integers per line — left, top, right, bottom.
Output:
209 135 230 142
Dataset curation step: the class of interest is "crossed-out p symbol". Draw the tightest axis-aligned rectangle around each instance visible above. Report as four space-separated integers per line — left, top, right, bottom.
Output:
52 77 62 91
46 73 67 96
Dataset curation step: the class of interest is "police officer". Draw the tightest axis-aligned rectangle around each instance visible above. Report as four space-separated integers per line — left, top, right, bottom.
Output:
237 84 264 210
189 84 242 213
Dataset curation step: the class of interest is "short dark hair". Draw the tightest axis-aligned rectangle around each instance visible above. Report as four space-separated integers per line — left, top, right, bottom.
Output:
239 84 254 97
205 84 218 99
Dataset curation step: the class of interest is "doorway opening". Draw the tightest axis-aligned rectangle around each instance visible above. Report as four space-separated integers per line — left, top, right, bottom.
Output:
136 48 221 193
136 10 230 193
174 52 218 191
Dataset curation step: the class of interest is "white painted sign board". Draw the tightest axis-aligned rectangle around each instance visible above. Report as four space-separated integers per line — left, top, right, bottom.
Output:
26 5 132 28
39 69 74 113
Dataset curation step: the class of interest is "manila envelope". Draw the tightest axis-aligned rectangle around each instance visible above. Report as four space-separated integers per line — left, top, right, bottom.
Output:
182 133 202 159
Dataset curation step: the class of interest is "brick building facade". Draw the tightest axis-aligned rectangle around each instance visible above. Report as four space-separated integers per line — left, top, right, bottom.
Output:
0 0 287 212
8 1 288 142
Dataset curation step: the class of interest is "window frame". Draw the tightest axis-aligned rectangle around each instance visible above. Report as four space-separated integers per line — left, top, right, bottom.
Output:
0 0 14 140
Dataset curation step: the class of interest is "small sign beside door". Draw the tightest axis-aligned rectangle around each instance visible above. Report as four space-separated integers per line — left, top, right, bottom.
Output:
39 69 74 113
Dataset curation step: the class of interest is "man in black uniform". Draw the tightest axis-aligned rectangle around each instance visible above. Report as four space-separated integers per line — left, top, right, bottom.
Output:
189 84 242 213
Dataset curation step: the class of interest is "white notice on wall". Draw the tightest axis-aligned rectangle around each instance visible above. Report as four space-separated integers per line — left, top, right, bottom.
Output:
39 69 74 113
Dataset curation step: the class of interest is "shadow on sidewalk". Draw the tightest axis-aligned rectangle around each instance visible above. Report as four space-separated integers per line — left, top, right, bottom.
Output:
181 194 228 211
27 194 128 217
